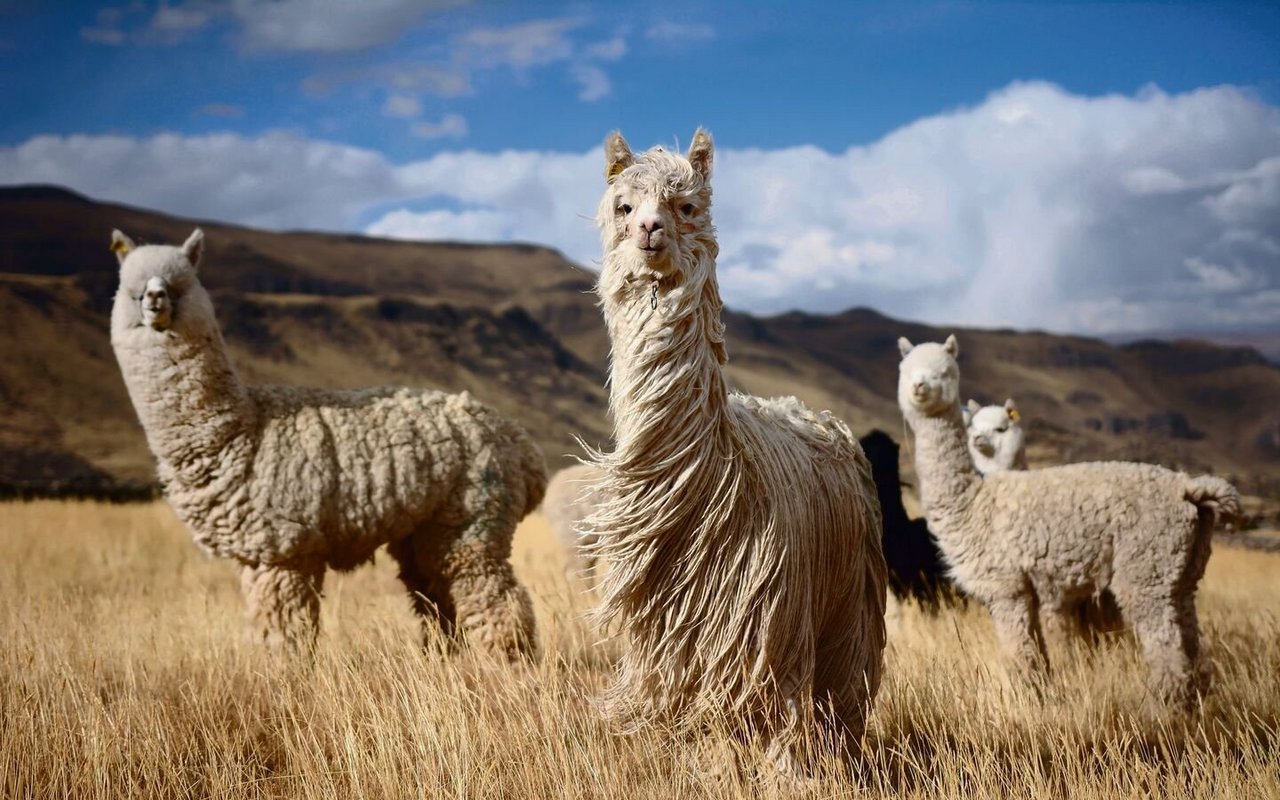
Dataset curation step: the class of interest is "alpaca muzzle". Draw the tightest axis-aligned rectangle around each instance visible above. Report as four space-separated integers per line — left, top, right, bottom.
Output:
972 435 995 456
141 280 172 331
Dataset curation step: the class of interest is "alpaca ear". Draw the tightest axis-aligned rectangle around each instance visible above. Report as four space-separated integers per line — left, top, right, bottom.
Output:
1005 398 1021 422
110 229 136 265
944 334 959 356
962 405 974 426
687 128 713 180
182 228 204 269
897 337 913 358
604 131 633 182
967 399 982 414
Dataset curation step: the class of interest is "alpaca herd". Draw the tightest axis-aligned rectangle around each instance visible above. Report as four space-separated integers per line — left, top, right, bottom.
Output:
106 128 1242 779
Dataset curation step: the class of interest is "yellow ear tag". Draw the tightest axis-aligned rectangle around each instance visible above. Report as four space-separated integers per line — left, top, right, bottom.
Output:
606 161 626 181
110 239 129 254
1008 408 1021 422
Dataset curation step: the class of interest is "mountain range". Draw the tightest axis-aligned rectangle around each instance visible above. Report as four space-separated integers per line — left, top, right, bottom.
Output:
1 185 1276 520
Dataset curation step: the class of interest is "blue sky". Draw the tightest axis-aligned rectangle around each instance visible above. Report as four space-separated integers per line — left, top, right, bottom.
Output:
1 1 1279 336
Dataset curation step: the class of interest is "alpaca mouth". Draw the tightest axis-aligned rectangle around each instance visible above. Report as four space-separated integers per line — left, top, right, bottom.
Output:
973 439 995 456
143 307 171 331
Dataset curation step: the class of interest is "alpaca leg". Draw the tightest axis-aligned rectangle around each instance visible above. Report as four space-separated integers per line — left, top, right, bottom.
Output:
1129 601 1196 709
387 535 457 647
446 543 538 661
1175 592 1212 703
1038 598 1080 646
240 563 324 653
987 593 1050 685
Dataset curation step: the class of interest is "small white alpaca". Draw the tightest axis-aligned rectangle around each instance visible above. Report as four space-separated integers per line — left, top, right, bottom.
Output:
110 229 545 658
897 335 1239 709
542 462 607 578
582 130 887 773
964 397 1124 639
963 398 1028 474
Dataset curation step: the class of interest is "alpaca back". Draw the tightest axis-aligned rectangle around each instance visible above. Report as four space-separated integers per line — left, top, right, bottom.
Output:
177 385 541 569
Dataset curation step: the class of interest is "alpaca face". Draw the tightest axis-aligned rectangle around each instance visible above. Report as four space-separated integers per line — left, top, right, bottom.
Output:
966 401 1025 471
897 336 961 418
597 130 717 286
110 228 208 338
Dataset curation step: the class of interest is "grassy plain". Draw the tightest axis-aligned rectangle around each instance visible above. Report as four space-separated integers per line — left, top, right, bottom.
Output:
2 501 1277 798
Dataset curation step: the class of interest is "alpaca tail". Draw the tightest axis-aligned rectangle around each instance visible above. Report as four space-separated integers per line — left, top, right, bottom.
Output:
1184 474 1243 530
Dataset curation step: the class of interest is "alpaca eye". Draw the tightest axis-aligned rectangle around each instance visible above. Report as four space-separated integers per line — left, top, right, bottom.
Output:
681 203 696 215
997 425 1008 433
620 204 632 215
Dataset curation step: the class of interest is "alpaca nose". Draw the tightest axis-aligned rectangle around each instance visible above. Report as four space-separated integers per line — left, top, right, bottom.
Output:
973 435 994 455
639 216 663 234
912 381 928 397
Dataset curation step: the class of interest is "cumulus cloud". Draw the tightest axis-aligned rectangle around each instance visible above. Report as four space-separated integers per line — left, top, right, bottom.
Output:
0 132 402 231
4 82 1278 335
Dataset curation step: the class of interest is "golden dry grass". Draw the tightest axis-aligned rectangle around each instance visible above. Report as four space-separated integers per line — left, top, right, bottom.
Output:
2 500 1278 799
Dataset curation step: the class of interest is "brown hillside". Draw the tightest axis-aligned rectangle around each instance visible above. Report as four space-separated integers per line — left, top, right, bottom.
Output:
0 185 1276 513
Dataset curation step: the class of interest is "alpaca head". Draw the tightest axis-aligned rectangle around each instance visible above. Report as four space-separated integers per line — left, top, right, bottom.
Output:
897 335 961 419
596 129 718 288
110 228 213 337
964 398 1025 472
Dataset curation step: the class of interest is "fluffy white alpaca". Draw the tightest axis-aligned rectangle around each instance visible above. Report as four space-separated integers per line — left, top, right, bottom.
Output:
110 229 545 658
582 130 887 772
897 335 1239 709
963 398 1028 475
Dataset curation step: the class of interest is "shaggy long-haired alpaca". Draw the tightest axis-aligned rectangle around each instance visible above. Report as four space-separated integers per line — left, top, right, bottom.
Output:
581 130 887 773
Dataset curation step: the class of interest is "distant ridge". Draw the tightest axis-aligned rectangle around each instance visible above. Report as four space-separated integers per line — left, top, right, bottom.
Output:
0 184 1276 519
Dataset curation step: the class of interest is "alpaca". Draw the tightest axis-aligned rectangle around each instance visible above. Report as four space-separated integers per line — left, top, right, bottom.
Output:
109 228 545 658
964 398 1124 639
542 462 607 579
858 429 959 611
582 130 887 772
897 335 1240 709
963 398 1028 475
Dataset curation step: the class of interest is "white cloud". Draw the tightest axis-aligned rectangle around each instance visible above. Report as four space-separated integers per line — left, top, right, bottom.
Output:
456 19 578 70
584 36 627 61
229 0 450 52
151 1 216 36
382 94 422 119
410 113 468 140
5 82 1278 336
0 132 401 231
366 208 511 242
570 63 611 102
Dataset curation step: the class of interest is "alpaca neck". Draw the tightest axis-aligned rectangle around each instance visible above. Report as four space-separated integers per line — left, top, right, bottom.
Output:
116 319 251 482
600 253 733 478
909 406 982 528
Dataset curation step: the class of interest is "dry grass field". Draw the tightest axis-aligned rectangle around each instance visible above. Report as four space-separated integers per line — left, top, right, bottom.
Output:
2 501 1278 799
